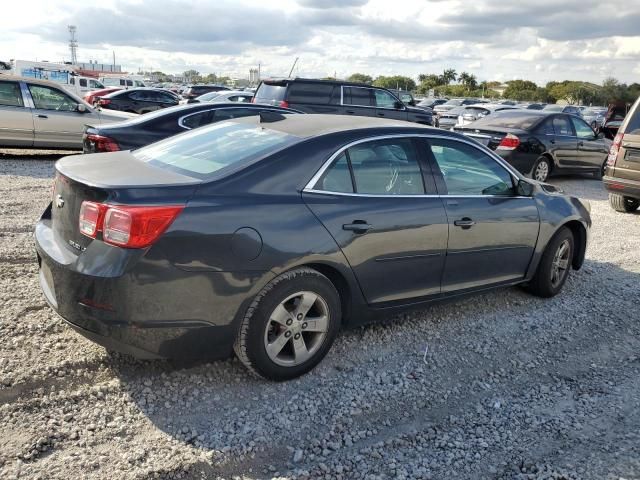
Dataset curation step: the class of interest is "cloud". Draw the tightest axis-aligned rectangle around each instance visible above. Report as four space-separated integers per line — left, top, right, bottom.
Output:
297 0 368 8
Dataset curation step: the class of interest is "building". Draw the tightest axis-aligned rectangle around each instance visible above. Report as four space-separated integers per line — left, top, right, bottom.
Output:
249 68 260 85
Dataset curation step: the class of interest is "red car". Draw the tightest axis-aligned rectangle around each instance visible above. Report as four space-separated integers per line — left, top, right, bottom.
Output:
84 87 122 106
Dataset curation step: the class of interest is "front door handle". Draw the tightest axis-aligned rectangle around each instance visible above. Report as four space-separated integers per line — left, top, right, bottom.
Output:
377 112 385 116
454 218 475 229
343 221 372 234
550 139 555 144
37 114 48 119
578 141 584 147
345 110 355 114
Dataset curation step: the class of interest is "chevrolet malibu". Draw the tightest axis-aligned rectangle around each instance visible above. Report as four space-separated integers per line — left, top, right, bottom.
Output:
35 114 591 380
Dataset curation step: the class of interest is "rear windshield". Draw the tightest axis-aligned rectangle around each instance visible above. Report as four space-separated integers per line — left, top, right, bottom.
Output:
254 83 286 104
132 122 298 178
469 111 544 130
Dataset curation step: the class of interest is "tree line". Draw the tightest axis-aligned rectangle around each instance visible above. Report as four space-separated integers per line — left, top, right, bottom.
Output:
346 70 640 105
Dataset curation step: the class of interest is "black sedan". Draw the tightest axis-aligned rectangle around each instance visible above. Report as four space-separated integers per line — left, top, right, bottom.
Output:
36 115 591 380
454 110 610 182
83 103 301 152
97 88 179 114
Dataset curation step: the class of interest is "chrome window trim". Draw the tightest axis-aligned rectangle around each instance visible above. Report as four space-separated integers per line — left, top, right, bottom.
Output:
303 133 523 196
177 106 291 130
340 86 406 111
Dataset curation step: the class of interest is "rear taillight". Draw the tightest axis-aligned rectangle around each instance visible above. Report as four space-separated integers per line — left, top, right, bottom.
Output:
86 133 120 152
279 100 289 108
98 98 111 106
79 201 107 238
497 133 520 151
607 132 623 166
79 201 184 249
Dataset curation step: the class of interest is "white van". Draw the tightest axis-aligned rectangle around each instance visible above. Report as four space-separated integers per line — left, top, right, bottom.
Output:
99 76 147 88
10 60 104 96
68 75 105 96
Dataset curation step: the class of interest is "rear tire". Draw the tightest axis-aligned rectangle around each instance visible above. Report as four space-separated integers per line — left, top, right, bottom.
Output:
593 159 607 179
609 193 640 212
532 157 551 182
525 227 574 298
234 268 341 381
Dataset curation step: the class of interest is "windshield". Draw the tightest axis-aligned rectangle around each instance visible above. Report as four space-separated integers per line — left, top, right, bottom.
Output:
133 122 299 178
543 105 563 112
196 92 222 102
468 111 544 130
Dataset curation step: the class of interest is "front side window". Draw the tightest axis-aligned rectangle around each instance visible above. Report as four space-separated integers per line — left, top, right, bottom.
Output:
28 84 77 111
374 89 398 108
570 116 595 139
428 138 514 196
315 138 425 195
343 87 372 107
133 122 298 178
0 81 24 107
89 80 103 89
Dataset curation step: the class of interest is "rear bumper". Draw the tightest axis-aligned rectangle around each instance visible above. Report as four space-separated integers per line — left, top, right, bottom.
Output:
35 216 270 360
603 175 640 200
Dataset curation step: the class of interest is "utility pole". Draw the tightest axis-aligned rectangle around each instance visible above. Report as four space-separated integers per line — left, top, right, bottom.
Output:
68 25 78 65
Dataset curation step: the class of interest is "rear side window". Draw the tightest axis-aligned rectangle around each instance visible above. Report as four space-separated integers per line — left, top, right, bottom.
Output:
0 81 24 107
624 101 640 135
180 110 212 129
552 116 573 136
214 107 262 121
254 83 286 104
287 83 334 105
343 87 372 106
133 122 298 178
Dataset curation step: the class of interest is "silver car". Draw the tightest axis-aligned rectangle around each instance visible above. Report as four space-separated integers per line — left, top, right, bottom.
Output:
582 107 608 130
0 75 135 149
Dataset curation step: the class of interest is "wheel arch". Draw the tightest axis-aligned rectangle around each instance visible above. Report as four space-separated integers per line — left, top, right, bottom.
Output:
302 262 353 325
561 219 587 270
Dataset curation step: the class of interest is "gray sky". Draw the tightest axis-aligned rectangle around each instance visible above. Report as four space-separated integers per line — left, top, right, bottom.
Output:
3 0 640 84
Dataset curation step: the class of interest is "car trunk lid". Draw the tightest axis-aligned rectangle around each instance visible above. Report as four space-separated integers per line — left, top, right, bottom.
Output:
52 151 201 253
454 126 526 150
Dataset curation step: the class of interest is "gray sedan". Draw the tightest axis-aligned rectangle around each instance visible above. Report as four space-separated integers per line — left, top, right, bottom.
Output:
0 75 134 149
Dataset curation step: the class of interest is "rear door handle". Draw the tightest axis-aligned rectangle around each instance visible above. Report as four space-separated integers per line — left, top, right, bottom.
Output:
345 110 355 114
37 114 48 119
550 139 555 144
578 141 584 147
454 218 475 229
377 112 385 116
343 221 372 234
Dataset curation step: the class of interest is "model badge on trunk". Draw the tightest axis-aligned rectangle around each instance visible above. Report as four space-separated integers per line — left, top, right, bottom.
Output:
55 195 65 208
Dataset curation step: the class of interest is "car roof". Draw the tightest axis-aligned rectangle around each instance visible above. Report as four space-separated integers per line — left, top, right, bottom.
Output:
229 113 431 138
261 77 387 89
0 74 85 102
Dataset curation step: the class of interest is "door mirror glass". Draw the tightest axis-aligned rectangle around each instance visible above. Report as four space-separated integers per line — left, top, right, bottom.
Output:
516 179 534 196
77 103 87 113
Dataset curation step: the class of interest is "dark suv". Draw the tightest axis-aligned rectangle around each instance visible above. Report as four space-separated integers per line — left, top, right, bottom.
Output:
253 78 433 125
603 95 640 213
182 85 230 101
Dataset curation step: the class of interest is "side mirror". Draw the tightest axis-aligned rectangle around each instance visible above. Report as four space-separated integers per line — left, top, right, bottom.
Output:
517 179 535 196
394 101 404 110
76 103 88 113
596 131 605 140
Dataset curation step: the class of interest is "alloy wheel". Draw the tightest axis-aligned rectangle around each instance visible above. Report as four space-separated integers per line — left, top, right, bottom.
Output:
263 291 329 367
550 239 570 288
534 160 550 182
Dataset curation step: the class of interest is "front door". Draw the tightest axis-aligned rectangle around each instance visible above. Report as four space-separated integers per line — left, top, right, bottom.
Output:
425 137 539 293
0 80 33 147
303 137 448 304
373 88 408 121
569 115 608 170
27 83 91 148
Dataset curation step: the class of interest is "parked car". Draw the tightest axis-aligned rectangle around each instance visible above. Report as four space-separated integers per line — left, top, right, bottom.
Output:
581 107 608 130
603 95 640 212
0 75 133 149
97 88 179 114
83 103 301 152
388 89 416 106
542 104 582 116
182 84 230 102
84 87 122 106
525 103 546 110
194 90 254 103
601 101 630 140
457 103 520 126
416 98 448 109
433 98 485 116
253 78 433 125
436 105 467 129
454 110 610 182
37 114 590 380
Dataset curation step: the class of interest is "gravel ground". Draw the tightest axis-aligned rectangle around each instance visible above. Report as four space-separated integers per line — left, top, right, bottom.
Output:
1 150 639 480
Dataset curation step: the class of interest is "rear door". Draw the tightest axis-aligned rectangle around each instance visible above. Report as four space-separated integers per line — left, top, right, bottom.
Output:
549 114 579 168
426 137 539 292
286 82 339 113
28 83 90 148
569 115 607 169
303 136 448 304
373 88 408 121
0 80 34 146
341 86 375 117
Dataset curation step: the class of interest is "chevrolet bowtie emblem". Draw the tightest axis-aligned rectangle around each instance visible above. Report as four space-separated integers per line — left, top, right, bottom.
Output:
55 194 65 208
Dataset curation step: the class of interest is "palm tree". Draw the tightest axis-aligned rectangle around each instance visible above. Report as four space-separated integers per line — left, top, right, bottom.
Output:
441 69 457 85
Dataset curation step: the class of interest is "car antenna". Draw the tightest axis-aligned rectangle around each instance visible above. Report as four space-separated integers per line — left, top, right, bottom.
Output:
259 111 287 123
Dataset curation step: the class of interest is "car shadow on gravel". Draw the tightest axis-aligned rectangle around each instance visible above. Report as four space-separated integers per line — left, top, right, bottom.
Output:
99 256 640 478
549 176 608 201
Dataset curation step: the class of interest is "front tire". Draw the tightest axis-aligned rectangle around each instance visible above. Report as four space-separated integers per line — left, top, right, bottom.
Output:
234 268 341 381
609 193 640 213
532 157 551 182
525 227 574 298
